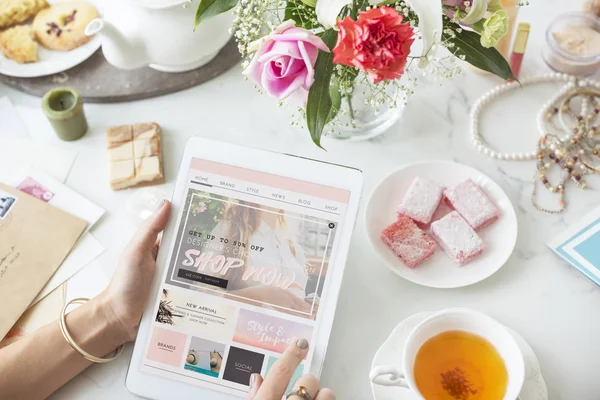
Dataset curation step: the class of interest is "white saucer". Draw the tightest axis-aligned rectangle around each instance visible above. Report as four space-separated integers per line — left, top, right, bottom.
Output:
365 160 518 288
0 0 102 78
370 312 549 400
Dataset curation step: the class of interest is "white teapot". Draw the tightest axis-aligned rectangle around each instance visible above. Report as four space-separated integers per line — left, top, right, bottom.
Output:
85 0 233 72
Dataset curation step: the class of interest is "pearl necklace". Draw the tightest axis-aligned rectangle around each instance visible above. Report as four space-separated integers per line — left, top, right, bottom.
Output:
471 72 600 213
470 72 578 161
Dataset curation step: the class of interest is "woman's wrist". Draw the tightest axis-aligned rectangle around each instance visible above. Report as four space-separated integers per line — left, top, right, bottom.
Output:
58 293 131 362
97 291 137 345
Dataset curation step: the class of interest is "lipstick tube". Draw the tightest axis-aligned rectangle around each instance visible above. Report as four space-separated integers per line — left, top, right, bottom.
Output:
510 23 531 80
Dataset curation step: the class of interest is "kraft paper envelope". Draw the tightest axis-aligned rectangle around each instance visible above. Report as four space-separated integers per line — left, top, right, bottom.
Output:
0 283 65 348
0 183 87 339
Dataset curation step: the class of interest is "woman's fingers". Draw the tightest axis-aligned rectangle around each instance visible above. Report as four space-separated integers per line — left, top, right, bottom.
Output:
244 373 263 400
255 339 309 399
131 200 171 252
315 388 336 400
287 374 320 400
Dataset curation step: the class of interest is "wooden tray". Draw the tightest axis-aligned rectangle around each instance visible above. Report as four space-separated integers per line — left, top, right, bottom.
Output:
0 38 239 103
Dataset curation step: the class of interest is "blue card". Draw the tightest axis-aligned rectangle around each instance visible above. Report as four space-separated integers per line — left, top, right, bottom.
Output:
548 207 600 287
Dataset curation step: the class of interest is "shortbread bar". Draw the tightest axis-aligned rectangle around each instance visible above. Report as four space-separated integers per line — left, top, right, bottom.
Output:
107 122 164 190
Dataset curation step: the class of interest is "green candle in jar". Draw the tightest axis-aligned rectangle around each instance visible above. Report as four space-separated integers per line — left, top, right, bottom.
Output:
41 87 88 141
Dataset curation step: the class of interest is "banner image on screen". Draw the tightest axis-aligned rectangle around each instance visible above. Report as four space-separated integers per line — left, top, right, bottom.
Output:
164 189 336 320
140 159 350 397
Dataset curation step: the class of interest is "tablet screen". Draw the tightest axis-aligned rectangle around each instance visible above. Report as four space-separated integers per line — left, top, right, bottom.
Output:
139 158 351 397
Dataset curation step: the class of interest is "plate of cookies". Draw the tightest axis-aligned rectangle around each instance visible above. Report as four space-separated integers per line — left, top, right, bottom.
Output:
366 160 518 289
0 0 101 77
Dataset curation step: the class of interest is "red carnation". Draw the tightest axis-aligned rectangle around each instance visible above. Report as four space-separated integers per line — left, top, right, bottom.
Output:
333 7 415 84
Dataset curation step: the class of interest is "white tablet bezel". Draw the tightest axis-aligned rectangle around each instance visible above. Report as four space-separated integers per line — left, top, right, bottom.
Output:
126 137 363 399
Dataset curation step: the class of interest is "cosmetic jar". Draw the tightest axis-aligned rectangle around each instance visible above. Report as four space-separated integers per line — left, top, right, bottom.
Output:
543 12 600 76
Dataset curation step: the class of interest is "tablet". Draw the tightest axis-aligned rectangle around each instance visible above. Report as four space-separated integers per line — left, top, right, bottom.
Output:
126 138 363 399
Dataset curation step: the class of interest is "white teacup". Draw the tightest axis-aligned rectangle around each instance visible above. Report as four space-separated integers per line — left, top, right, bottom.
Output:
369 308 525 400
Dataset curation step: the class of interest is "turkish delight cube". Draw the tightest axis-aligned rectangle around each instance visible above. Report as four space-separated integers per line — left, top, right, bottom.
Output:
381 216 437 268
397 177 445 226
444 179 499 230
430 211 485 266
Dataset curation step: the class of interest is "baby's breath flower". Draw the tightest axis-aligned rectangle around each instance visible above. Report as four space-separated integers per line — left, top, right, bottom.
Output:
231 0 284 58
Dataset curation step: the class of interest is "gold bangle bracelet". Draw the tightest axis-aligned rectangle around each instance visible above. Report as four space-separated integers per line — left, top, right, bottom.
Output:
59 297 124 364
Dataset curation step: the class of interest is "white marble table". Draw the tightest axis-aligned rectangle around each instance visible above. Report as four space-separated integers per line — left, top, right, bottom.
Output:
2 1 600 398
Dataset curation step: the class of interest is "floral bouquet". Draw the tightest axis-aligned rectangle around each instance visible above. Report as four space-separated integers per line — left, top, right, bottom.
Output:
195 0 517 148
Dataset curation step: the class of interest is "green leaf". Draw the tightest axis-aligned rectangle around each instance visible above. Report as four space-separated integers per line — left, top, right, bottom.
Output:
194 0 237 29
284 2 299 24
306 29 338 149
444 23 516 81
327 83 342 123
284 1 318 29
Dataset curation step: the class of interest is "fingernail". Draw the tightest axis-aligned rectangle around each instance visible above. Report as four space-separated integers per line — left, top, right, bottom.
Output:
156 199 166 211
249 373 259 389
296 338 309 350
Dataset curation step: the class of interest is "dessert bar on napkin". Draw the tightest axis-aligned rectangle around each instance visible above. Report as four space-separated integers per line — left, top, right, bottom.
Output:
0 184 87 339
107 122 164 190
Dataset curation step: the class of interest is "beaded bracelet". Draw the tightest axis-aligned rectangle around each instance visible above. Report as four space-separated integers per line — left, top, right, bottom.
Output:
59 298 124 364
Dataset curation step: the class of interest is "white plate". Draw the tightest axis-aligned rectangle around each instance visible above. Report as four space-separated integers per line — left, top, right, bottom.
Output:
366 160 518 289
0 0 101 78
370 311 549 400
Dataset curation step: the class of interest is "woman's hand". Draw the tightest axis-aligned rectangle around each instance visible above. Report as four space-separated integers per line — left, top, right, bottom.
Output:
234 286 312 313
0 200 172 400
245 339 335 400
101 200 171 342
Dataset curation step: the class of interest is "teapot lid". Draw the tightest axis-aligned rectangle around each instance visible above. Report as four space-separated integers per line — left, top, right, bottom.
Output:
130 0 190 9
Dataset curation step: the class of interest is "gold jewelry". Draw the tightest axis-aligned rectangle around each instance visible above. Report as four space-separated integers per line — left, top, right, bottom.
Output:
531 172 565 214
473 75 600 214
286 386 312 400
59 297 124 364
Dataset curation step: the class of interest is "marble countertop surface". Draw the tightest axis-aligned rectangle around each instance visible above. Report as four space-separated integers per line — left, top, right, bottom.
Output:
2 1 600 398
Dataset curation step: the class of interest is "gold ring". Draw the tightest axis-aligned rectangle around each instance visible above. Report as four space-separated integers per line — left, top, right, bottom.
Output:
285 385 312 400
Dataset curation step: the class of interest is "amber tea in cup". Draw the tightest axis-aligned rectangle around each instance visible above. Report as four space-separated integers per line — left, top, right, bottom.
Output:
370 309 524 399
413 330 508 400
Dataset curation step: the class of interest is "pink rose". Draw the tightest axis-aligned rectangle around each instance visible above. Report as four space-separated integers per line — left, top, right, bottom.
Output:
243 21 330 107
333 7 414 84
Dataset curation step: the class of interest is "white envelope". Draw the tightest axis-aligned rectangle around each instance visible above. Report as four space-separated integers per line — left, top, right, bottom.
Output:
10 167 105 229
0 97 29 138
65 259 109 303
31 233 105 306
0 137 76 183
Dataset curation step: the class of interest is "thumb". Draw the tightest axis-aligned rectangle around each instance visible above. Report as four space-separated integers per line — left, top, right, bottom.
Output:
132 200 171 251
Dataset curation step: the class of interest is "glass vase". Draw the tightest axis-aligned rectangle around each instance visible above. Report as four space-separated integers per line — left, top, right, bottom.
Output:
326 77 405 141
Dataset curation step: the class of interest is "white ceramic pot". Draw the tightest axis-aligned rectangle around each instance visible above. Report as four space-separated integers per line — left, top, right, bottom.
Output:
85 0 233 72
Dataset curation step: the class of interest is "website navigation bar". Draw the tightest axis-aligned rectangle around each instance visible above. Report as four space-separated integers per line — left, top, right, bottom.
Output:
190 171 345 216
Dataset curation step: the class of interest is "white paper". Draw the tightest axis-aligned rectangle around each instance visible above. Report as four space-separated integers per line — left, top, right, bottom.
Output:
10 167 105 229
65 259 109 303
31 233 105 306
0 137 76 183
0 97 29 138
